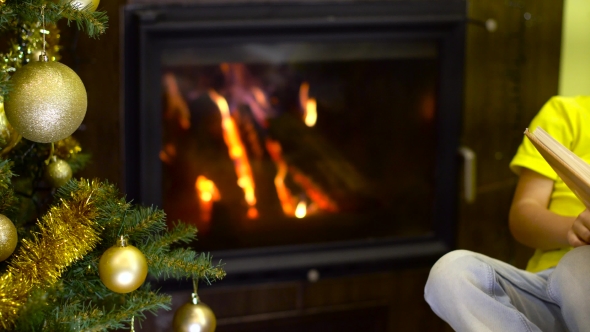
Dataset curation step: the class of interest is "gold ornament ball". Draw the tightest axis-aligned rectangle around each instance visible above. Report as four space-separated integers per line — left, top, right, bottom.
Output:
44 158 72 188
0 102 20 151
0 214 17 262
5 61 87 143
70 0 100 12
173 301 217 332
98 238 148 293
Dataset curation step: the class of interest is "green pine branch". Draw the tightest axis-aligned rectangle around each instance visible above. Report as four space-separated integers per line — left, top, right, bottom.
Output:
3 0 108 37
147 249 226 282
143 221 198 254
46 288 171 332
2 160 225 331
123 206 168 245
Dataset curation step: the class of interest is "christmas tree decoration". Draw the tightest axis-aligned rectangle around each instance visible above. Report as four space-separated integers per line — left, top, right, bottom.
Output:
0 3 225 331
0 180 104 329
70 0 100 12
4 60 87 143
0 214 17 262
172 280 217 332
23 22 62 64
44 156 73 188
0 103 21 157
98 235 148 293
55 136 82 160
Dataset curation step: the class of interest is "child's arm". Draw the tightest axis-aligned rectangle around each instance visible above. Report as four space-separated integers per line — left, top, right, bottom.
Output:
509 168 578 249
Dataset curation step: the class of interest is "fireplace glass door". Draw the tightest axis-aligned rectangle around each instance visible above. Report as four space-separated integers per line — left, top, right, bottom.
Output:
159 39 440 251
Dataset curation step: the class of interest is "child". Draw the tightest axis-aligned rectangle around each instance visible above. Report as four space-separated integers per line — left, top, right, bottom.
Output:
424 96 590 331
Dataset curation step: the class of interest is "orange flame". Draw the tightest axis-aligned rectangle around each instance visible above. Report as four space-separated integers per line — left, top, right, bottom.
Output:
299 82 309 108
209 89 259 219
195 175 220 223
267 138 338 217
159 143 177 165
299 82 317 127
304 98 317 127
295 201 307 219
266 138 296 216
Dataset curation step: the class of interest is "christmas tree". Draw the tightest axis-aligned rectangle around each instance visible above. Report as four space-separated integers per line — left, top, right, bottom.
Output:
0 1 225 331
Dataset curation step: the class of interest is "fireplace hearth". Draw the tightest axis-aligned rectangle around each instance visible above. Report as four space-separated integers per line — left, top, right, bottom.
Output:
122 1 466 282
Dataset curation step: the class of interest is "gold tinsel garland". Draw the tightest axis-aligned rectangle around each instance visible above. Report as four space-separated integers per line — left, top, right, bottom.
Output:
0 22 61 78
0 180 103 329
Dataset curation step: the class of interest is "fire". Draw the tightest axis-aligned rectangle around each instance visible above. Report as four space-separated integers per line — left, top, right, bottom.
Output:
295 200 307 219
266 138 295 215
299 82 317 127
159 143 176 164
304 98 317 127
266 138 338 217
209 89 259 219
195 175 220 224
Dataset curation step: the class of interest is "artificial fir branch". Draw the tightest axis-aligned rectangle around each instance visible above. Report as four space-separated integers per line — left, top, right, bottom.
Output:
144 221 198 254
47 289 171 332
3 0 108 37
0 1 225 330
123 206 167 244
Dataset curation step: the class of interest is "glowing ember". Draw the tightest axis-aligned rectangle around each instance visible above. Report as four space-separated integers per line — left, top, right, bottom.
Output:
209 89 259 219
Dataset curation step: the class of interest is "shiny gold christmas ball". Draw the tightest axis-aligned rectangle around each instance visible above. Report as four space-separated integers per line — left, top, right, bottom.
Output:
70 0 100 12
0 102 21 154
98 237 148 293
0 214 17 262
173 301 217 332
44 158 72 188
5 61 87 143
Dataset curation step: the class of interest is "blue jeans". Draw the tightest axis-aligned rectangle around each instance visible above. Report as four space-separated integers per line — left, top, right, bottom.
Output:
424 247 590 332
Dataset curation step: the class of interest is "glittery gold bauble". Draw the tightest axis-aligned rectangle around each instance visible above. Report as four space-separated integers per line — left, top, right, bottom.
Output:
173 301 217 332
98 237 148 293
0 102 21 154
0 214 17 262
70 0 100 12
44 158 72 188
5 61 87 143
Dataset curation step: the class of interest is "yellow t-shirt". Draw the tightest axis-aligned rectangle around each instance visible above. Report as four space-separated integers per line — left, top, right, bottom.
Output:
510 95 590 272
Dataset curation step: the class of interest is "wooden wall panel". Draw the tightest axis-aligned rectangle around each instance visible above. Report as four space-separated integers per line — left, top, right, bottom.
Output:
459 0 563 268
59 0 127 186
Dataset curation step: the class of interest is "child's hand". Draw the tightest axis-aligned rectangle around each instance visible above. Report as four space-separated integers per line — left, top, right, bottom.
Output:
567 209 590 247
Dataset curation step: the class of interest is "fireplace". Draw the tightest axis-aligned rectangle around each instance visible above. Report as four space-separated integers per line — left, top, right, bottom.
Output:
122 1 466 282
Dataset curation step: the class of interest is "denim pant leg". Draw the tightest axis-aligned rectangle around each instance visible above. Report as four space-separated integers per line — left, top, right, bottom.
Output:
548 245 590 332
424 250 566 332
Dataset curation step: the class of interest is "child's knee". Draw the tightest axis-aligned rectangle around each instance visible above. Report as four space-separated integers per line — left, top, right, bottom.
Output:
551 246 590 303
425 250 482 303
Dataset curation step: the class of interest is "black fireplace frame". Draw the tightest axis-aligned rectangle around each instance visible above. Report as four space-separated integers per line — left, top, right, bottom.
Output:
122 1 466 282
